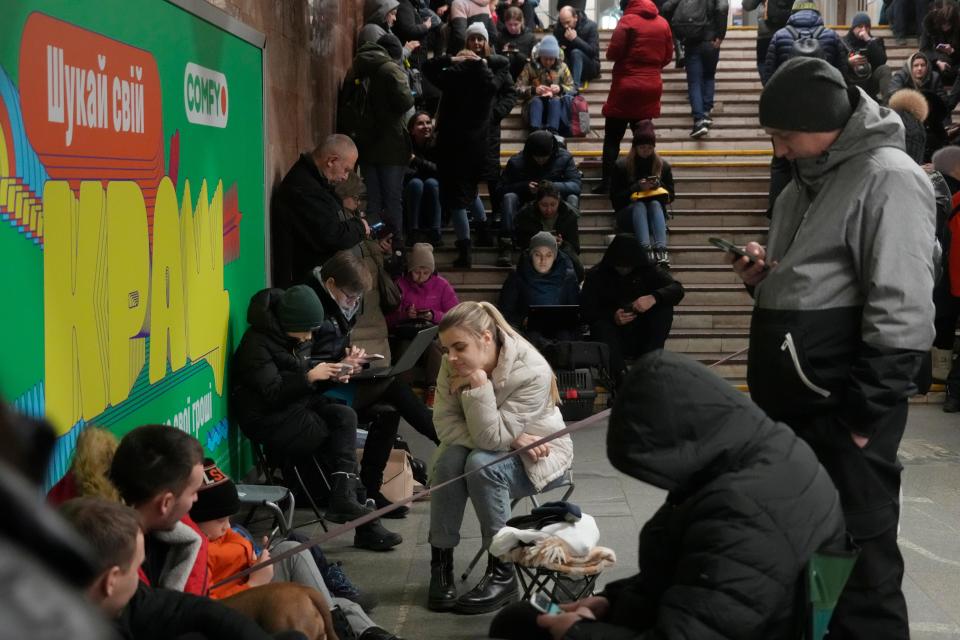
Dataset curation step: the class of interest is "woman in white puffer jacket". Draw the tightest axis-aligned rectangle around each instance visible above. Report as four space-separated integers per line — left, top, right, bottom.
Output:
426 301 574 615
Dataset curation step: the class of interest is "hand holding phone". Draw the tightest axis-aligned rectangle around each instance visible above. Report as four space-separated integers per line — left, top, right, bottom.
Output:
530 590 563 615
709 237 769 271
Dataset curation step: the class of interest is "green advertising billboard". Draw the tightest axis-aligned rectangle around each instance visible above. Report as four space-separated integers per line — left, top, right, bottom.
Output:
0 0 266 485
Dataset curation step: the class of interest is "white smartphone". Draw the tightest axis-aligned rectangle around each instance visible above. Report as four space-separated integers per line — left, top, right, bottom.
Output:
364 354 385 361
530 590 562 614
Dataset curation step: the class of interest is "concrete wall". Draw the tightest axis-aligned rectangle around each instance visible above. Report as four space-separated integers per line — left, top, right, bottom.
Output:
203 0 362 190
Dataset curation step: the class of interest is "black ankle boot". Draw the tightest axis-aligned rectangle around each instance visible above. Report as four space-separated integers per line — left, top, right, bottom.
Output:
453 239 472 268
428 546 457 611
354 518 402 551
325 472 373 523
453 554 518 614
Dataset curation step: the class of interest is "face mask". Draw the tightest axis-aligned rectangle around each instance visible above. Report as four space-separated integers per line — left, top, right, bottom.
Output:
340 298 360 321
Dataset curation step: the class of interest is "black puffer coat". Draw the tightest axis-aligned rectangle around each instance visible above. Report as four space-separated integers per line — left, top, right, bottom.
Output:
483 54 519 181
423 55 497 208
230 289 322 442
565 350 846 640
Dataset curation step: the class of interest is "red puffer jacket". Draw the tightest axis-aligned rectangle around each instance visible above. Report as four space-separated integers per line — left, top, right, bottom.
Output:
602 0 674 121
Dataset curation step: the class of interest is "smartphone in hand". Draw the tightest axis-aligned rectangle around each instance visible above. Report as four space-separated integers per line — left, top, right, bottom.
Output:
530 590 563 615
709 237 769 271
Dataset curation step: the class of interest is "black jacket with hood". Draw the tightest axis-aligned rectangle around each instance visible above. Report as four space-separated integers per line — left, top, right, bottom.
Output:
515 198 581 254
564 351 845 640
306 268 361 363
500 132 582 202
483 53 519 181
272 154 367 288
610 154 675 211
231 289 326 441
349 42 415 167
552 9 601 79
580 235 684 326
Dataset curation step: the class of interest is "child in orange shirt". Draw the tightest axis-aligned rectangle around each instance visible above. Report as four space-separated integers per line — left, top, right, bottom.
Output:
191 459 398 640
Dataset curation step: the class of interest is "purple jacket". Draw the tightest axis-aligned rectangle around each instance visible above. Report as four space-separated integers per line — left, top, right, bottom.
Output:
386 272 460 329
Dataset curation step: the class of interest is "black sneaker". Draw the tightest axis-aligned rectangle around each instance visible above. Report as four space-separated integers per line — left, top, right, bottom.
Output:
690 121 709 139
701 115 714 126
323 561 379 612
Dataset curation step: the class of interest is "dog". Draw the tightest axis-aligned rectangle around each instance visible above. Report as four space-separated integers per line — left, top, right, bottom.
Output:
222 581 336 640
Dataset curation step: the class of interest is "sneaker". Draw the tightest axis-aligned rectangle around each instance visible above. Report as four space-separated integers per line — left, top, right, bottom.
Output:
690 121 709 139
425 386 436 409
700 115 714 127
372 491 409 518
323 561 379 612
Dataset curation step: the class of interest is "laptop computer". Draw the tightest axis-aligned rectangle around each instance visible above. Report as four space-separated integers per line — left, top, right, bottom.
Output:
526 305 580 334
350 324 440 380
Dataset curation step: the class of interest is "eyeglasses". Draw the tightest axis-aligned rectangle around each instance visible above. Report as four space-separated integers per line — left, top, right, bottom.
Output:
340 290 363 304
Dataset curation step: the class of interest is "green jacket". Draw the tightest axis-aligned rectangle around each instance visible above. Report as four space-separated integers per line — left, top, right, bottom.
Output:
351 42 414 166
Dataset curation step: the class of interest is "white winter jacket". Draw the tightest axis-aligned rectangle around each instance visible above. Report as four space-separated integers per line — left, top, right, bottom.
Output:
432 332 573 491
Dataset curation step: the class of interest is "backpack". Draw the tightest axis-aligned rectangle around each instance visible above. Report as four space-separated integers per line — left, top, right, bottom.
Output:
669 0 711 41
336 72 371 144
785 25 827 60
569 95 591 137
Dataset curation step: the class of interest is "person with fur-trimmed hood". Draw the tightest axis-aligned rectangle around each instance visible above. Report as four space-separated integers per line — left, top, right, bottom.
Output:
888 52 950 160
888 88 932 162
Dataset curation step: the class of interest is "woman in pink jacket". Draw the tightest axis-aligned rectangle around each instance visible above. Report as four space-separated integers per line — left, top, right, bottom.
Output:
387 243 460 405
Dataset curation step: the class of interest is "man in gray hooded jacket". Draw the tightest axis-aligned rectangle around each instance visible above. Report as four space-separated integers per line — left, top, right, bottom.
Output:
731 57 936 639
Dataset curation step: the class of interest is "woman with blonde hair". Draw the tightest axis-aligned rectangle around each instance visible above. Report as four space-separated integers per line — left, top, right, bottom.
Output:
427 301 574 615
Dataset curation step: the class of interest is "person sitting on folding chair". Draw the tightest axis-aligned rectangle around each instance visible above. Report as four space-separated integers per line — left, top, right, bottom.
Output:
230 285 402 552
428 301 574 616
493 350 847 640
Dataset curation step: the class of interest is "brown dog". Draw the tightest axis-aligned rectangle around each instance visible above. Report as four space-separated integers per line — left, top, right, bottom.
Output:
222 582 337 640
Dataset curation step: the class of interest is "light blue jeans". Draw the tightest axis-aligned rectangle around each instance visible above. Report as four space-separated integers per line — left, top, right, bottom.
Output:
429 445 537 549
404 177 441 234
451 196 488 241
617 200 668 249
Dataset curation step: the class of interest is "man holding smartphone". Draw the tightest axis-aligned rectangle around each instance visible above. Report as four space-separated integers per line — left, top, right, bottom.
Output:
731 58 936 639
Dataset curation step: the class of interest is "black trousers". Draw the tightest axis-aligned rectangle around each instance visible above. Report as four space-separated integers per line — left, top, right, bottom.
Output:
755 35 771 73
791 410 910 640
589 302 674 385
602 117 643 183
933 277 960 395
892 0 928 37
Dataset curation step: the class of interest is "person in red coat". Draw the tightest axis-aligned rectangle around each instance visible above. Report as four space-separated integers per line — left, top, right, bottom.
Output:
593 0 674 194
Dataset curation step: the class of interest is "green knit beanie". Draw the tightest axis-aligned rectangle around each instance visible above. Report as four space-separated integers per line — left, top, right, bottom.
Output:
276 285 325 332
791 0 819 12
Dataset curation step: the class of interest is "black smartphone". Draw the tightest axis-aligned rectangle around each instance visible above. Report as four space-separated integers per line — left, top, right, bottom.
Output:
621 304 636 313
368 221 386 237
709 237 769 270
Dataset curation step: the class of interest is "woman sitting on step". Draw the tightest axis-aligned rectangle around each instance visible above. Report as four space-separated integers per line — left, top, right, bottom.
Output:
609 120 675 267
428 301 574 615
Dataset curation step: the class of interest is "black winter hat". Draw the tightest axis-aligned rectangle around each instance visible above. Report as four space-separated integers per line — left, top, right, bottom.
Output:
632 119 656 147
525 130 555 157
851 12 871 30
377 34 403 61
759 57 853 132
276 285 325 332
190 459 240 523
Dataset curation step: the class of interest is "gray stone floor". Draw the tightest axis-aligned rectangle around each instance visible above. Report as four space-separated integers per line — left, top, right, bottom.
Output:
290 404 960 640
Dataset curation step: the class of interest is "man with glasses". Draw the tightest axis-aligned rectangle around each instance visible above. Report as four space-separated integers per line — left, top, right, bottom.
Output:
273 134 371 289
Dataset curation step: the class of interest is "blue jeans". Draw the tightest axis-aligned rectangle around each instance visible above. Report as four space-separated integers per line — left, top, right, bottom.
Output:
429 445 537 549
451 196 487 241
500 192 580 236
361 163 406 240
404 177 441 234
684 40 720 122
568 49 585 90
616 201 667 249
528 97 562 132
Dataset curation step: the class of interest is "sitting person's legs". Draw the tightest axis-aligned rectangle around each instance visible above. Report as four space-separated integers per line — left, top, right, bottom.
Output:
428 444 472 611
545 97 562 133
590 319 629 386
528 97 546 130
616 202 653 249
464 449 537 549
628 299 674 356
405 177 426 236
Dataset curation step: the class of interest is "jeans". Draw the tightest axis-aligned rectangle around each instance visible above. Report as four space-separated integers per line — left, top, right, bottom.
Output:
616 201 667 249
270 540 375 636
684 40 720 122
528 97 562 132
429 445 537 549
451 196 487 241
404 177 441 234
361 163 406 241
568 49 586 90
501 192 580 236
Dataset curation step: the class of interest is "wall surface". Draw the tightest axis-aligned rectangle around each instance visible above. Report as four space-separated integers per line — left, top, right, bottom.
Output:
204 0 362 191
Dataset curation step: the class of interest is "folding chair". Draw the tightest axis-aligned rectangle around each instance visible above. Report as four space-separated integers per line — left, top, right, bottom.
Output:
237 483 294 544
461 471 575 583
802 539 859 640
250 441 328 533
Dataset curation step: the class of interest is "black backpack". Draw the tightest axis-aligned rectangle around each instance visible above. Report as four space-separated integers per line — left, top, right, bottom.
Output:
336 71 371 144
785 25 826 60
666 0 711 41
